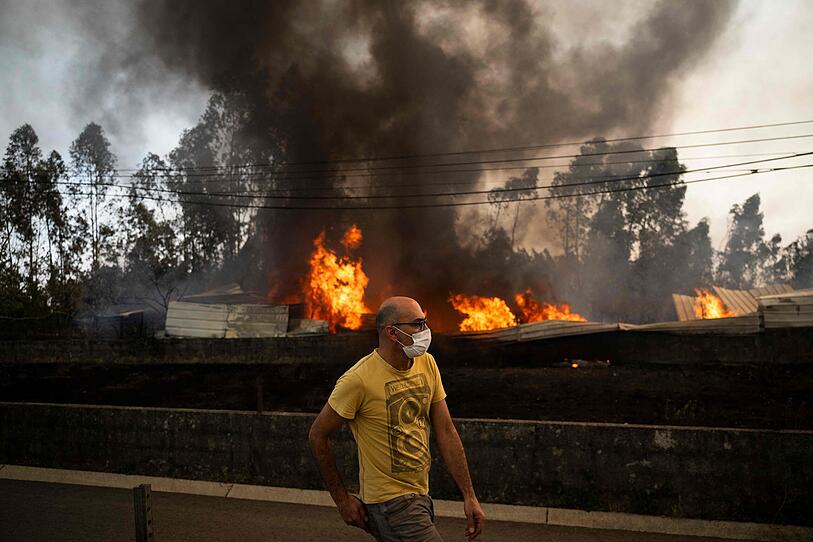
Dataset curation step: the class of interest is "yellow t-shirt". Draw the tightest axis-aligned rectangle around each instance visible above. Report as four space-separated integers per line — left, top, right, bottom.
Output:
328 349 447 504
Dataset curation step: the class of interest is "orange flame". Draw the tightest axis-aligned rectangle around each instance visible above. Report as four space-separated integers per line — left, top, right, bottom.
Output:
515 289 587 323
449 294 517 332
341 224 363 250
305 226 371 332
693 288 735 319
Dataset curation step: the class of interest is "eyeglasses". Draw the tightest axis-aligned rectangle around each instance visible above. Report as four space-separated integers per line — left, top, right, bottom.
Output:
391 318 428 331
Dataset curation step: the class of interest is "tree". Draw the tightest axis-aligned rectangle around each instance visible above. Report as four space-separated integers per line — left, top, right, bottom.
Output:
69 122 117 270
545 140 608 261
717 193 769 289
778 230 813 289
38 150 84 314
168 121 224 273
619 146 687 258
487 167 539 250
582 198 632 320
1 126 86 324
120 153 186 314
675 218 714 288
544 140 689 321
2 124 46 296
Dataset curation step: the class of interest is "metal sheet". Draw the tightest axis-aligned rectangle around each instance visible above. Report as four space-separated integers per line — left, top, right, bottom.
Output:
181 283 267 305
165 302 229 338
750 284 794 297
165 301 290 338
672 285 794 321
713 286 758 316
620 315 760 334
757 289 813 328
672 294 696 321
455 321 618 342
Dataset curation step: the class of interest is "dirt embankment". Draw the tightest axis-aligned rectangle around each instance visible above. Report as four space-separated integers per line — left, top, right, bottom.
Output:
2 362 810 430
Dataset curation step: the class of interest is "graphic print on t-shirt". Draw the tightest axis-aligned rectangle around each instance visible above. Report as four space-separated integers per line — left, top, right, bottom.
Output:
385 374 431 473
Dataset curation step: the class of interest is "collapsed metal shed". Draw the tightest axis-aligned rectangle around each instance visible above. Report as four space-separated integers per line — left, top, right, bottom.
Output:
165 301 291 338
164 283 329 338
456 287 810 343
672 284 795 321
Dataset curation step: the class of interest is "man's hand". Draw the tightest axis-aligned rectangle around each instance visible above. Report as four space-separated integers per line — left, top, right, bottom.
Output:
337 495 369 532
464 496 485 540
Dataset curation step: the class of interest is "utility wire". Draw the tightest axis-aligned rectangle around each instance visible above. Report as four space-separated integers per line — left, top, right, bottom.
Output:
107 152 798 185
64 163 813 212
46 152 813 201
140 133 813 178
113 118 813 170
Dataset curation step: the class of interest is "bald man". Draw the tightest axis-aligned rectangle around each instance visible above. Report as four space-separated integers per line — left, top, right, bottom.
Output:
309 297 485 541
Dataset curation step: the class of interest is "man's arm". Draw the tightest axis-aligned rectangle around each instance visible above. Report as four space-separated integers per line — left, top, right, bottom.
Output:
308 403 368 531
430 399 485 540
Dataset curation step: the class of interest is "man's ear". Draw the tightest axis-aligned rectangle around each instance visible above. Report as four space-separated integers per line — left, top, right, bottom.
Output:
385 325 397 342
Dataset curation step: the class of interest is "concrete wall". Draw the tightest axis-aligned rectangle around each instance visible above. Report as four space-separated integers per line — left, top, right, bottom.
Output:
0 334 377 365
1 402 810 526
2 327 812 366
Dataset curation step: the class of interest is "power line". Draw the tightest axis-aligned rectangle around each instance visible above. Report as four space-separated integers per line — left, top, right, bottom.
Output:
95 152 798 194
50 168 766 197
48 152 813 201
50 151 813 201
113 118 813 170
218 133 813 175
100 132 813 189
108 152 799 185
65 162 813 212
217 133 813 176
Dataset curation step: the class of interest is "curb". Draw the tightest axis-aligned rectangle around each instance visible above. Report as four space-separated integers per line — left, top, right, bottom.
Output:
1 465 810 541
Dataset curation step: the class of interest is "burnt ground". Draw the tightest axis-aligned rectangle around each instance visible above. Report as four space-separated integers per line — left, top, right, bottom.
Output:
2 362 811 430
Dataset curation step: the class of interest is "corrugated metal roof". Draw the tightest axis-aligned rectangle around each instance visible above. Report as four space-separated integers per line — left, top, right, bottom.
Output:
757 288 813 328
455 321 618 342
750 284 795 297
713 286 758 316
165 301 290 338
672 293 695 321
620 315 760 334
181 283 266 305
455 314 762 342
672 284 795 321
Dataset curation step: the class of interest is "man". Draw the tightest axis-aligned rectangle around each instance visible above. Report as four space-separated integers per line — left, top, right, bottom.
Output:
309 296 485 541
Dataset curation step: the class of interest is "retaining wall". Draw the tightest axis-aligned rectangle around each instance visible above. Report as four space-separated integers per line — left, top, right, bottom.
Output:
2 327 812 366
1 402 810 526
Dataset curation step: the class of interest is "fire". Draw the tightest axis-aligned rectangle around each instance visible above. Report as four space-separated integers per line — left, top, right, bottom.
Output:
305 225 371 332
515 289 587 323
449 294 517 332
693 288 735 319
341 224 363 250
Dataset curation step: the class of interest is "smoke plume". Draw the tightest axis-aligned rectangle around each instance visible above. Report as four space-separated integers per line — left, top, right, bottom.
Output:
83 0 737 328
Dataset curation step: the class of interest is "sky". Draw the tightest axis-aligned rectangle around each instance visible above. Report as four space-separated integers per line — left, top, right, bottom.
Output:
0 0 811 251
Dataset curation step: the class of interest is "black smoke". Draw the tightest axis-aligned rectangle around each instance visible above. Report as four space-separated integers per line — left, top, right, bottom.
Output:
82 0 737 328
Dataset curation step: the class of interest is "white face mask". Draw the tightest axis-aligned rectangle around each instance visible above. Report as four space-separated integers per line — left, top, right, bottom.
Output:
392 326 432 358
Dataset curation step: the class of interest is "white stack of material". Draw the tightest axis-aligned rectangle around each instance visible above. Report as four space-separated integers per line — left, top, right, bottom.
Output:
757 289 813 328
286 318 330 336
165 301 289 338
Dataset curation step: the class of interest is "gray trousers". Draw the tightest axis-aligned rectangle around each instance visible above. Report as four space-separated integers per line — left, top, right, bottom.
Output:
364 493 443 542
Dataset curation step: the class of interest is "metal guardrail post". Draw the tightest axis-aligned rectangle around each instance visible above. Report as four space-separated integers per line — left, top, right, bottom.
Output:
133 483 155 542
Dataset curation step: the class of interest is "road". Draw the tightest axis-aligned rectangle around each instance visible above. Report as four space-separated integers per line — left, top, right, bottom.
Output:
0 479 747 542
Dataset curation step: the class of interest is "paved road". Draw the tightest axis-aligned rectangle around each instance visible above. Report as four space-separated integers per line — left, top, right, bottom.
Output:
0 479 744 542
